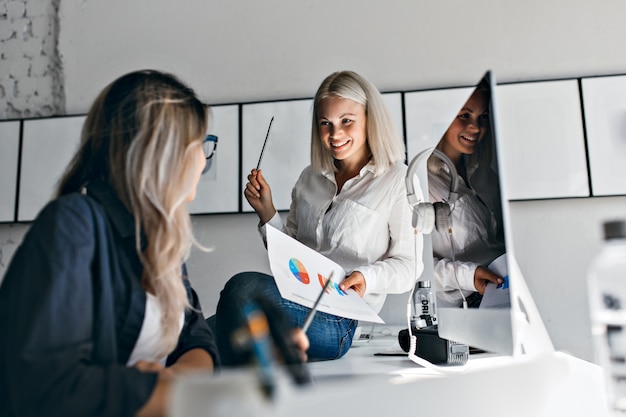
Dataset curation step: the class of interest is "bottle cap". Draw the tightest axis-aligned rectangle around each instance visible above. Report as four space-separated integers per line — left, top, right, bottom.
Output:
603 220 626 241
417 280 431 288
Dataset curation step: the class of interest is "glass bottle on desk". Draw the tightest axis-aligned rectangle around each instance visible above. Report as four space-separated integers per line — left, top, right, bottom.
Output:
588 219 626 414
414 280 437 329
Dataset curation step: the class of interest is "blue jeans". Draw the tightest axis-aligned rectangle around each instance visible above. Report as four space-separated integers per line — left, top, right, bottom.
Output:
213 271 357 366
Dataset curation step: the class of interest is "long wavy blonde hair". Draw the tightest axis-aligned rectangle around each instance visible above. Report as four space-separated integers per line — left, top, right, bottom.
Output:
57 70 208 356
310 70 405 176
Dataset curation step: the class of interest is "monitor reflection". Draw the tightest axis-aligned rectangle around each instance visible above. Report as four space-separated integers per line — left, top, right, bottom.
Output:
426 77 509 311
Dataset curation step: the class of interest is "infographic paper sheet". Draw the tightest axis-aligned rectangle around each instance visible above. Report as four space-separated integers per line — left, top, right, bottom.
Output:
266 225 383 323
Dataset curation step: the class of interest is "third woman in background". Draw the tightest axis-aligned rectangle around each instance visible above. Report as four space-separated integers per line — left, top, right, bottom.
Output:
428 82 505 308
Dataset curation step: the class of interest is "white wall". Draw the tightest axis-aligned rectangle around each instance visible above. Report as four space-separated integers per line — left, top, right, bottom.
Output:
58 0 626 112
509 197 626 360
2 0 626 362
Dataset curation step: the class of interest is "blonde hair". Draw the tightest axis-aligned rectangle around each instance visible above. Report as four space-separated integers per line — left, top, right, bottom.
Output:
310 71 405 176
57 70 208 356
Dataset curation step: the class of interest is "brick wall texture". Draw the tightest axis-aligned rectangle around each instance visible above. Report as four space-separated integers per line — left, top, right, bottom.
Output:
0 0 64 119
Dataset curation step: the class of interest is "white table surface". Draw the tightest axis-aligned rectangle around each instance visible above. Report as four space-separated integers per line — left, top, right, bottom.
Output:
170 328 612 417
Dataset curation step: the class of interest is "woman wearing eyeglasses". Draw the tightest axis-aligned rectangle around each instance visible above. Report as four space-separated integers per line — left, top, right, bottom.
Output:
0 70 220 417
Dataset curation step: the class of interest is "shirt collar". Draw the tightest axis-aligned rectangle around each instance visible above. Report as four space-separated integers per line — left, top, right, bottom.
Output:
322 160 376 181
86 180 137 239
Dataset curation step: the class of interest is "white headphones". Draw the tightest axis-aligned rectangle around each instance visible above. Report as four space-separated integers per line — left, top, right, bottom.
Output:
405 148 459 234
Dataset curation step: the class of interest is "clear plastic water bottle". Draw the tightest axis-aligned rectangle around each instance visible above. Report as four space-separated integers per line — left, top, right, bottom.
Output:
414 280 437 328
588 219 626 413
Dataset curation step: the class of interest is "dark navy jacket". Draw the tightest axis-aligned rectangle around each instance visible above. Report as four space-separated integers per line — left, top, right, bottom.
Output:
0 181 219 417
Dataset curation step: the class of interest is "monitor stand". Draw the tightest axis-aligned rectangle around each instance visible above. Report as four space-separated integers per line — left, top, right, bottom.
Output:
436 253 554 358
509 254 555 356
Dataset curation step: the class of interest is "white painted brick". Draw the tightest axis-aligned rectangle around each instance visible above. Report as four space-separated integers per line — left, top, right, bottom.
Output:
30 15 51 38
9 57 30 78
1 1 61 119
9 79 18 99
29 55 50 77
34 77 53 99
38 35 51 52
10 18 30 40
26 0 49 17
22 37 41 58
7 85 23 105
6 1 25 20
16 77 36 97
2 37 23 59
0 21 14 41
10 97 27 112
0 59 11 77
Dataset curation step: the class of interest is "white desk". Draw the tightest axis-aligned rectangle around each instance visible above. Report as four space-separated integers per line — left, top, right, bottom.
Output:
170 331 611 417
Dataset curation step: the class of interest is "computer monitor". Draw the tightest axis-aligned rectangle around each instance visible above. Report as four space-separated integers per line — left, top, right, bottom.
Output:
405 71 553 357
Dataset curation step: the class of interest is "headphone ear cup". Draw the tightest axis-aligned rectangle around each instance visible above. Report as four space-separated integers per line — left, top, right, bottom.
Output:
413 203 436 234
433 202 452 233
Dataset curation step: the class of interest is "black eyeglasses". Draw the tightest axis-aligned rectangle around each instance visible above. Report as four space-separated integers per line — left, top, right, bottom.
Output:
203 134 218 160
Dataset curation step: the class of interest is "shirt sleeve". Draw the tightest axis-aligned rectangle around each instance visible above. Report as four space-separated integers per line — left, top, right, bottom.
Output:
0 196 156 417
433 257 478 307
258 211 286 247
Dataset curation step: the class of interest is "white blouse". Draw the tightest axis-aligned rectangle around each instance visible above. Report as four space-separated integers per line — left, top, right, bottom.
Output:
126 293 185 366
427 154 505 306
263 161 422 314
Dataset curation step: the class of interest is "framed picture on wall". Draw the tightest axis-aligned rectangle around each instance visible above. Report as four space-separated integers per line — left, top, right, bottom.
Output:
0 120 20 222
581 75 626 196
188 104 240 214
381 92 404 145
19 116 86 222
404 86 474 160
497 80 589 200
241 99 313 212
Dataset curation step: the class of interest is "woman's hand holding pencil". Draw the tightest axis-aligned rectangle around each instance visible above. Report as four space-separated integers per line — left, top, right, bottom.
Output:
244 168 276 224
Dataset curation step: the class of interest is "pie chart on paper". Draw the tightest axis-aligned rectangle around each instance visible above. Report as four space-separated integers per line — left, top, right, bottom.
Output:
289 258 310 284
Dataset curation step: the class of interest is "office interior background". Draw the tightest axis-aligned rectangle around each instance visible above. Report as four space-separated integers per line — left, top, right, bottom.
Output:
2 0 626 363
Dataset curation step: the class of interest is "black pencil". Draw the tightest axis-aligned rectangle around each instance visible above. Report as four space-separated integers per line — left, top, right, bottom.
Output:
302 271 334 333
256 116 274 170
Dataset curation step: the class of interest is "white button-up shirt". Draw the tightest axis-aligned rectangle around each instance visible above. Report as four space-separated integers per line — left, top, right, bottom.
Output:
427 153 505 307
263 161 423 314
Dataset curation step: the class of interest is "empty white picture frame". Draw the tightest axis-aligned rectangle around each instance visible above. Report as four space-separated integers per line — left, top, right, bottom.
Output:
19 116 85 222
188 104 240 214
0 121 20 222
404 86 475 160
241 99 313 212
496 80 589 200
381 92 404 143
581 75 626 196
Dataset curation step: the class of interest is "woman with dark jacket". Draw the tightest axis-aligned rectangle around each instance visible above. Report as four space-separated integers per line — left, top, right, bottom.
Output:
0 70 220 417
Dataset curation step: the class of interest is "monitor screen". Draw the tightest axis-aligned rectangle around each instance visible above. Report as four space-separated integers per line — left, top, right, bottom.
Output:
406 71 516 355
